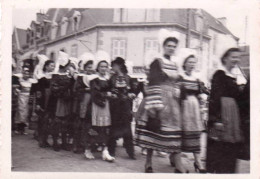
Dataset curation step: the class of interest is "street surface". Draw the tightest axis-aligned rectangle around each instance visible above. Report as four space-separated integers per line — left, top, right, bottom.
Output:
12 130 249 173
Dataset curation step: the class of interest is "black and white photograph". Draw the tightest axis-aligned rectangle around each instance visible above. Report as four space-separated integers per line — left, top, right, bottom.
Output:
1 0 259 178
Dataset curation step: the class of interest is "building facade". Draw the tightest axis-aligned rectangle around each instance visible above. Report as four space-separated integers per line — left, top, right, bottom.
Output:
13 8 239 83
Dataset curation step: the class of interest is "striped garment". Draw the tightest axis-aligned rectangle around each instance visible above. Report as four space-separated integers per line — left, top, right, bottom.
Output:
144 85 164 110
182 80 200 91
135 84 182 153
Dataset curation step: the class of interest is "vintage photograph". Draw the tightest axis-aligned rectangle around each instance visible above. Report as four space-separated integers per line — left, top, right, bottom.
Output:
11 7 250 173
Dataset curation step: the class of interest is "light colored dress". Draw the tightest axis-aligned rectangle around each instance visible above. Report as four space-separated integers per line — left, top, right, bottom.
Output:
15 77 33 124
180 73 204 153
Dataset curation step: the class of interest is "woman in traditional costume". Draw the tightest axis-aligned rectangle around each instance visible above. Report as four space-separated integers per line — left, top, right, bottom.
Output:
49 51 76 151
206 48 244 173
179 51 208 173
135 29 187 173
107 57 137 160
15 66 34 134
87 51 115 162
35 59 55 148
72 52 96 154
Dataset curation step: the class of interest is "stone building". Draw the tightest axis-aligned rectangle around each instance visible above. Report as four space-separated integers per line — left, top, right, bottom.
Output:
13 8 240 83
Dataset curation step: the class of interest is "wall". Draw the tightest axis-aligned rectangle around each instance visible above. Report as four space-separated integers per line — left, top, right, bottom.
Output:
99 26 187 66
45 29 97 60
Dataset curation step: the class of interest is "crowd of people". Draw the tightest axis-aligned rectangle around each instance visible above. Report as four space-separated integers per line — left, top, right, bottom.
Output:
12 29 250 173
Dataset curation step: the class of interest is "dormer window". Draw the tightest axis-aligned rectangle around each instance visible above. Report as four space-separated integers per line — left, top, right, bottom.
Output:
60 17 68 36
72 11 81 31
113 8 160 23
195 9 204 32
146 9 160 22
51 22 58 40
36 25 41 38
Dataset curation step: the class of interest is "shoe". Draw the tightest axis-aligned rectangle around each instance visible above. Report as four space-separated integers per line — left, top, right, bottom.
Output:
97 146 103 152
194 162 206 173
169 154 175 167
84 150 95 159
157 151 167 158
175 168 189 173
141 149 147 155
102 150 115 162
128 153 136 160
145 165 153 173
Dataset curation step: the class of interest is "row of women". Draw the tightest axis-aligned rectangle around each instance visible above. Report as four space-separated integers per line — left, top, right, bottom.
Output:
12 28 249 173
134 29 249 173
12 50 143 162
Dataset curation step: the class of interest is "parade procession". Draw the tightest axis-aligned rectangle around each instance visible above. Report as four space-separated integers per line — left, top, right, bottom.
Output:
11 8 250 173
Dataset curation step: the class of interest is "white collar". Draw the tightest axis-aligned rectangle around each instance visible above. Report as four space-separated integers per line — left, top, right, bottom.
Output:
220 65 236 78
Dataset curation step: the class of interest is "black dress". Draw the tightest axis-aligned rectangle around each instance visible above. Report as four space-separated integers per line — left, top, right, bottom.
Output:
107 74 136 157
36 76 52 146
207 70 244 173
72 75 93 151
12 75 21 131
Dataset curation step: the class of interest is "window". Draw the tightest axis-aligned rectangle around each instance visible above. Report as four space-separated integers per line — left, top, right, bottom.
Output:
61 17 68 36
114 8 160 23
71 44 78 57
144 39 159 52
122 9 146 22
36 26 41 38
213 34 218 55
146 9 160 22
144 39 159 60
112 39 126 59
113 9 121 22
72 11 81 31
51 22 58 40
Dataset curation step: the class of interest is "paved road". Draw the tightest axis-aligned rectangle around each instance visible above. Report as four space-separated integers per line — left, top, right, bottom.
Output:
11 130 249 173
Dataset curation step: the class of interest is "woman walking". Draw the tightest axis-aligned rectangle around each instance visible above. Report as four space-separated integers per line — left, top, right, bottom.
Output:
88 55 115 162
135 29 187 173
179 52 208 173
107 57 137 159
206 48 244 173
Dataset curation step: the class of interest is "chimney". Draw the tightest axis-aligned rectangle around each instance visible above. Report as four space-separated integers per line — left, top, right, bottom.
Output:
217 17 227 26
36 12 46 23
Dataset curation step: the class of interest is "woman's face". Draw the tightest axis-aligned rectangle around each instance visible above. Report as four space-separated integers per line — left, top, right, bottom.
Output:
224 51 240 70
111 63 120 74
46 62 55 73
66 65 76 76
184 57 197 72
163 40 178 56
84 64 93 75
98 62 108 76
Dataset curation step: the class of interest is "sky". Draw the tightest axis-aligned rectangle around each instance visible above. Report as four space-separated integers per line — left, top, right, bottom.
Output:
12 8 249 45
